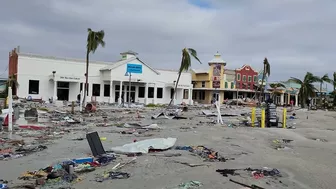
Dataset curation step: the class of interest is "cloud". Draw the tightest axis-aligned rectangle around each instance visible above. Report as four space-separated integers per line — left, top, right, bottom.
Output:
0 0 335 82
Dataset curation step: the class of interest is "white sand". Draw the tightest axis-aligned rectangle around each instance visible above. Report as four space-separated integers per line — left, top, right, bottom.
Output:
0 106 336 189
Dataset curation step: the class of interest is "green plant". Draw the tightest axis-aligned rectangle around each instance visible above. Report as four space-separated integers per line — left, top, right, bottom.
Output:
290 72 320 108
168 48 202 106
83 28 105 105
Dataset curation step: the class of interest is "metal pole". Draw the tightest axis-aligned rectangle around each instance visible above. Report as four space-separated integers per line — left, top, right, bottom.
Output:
236 87 239 106
128 72 131 107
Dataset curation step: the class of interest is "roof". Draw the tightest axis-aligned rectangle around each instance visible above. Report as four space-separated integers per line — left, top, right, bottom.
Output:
235 64 257 73
224 69 235 74
208 51 226 65
120 50 138 55
18 52 110 65
191 68 209 74
100 57 160 75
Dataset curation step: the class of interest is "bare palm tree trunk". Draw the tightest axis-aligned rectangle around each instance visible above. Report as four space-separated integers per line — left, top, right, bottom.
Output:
320 82 323 108
83 49 89 106
168 72 182 106
259 65 266 103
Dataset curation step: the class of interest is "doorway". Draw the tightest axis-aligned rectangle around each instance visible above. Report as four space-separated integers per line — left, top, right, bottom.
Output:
57 82 69 101
212 92 219 101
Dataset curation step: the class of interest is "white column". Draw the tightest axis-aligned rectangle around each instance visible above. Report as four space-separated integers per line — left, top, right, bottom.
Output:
144 82 148 105
287 93 291 104
295 94 298 107
109 80 113 103
153 84 157 104
135 86 139 103
53 80 57 102
118 81 122 105
188 88 193 105
8 87 13 132
100 83 104 101
174 89 178 105
123 83 127 103
280 93 284 105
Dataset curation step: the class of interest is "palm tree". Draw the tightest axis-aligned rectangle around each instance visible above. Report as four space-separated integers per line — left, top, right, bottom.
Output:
168 48 202 106
317 74 331 107
290 72 320 108
269 82 286 99
83 28 105 105
259 58 271 102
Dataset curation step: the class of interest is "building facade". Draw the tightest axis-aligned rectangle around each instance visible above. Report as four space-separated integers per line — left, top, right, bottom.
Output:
235 64 259 98
267 80 299 106
191 52 226 104
8 47 193 105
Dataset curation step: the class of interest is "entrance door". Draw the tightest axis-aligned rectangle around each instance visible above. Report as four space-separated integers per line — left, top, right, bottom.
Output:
213 92 219 101
126 92 136 103
57 82 70 101
115 92 120 103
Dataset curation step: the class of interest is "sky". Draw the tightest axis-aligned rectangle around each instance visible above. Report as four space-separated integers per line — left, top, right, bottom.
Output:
0 0 335 83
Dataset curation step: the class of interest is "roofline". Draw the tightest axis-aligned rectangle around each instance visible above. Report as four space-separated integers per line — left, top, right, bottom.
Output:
235 64 257 73
18 52 111 65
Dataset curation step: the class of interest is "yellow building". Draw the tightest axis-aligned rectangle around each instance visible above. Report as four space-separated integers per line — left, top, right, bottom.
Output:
191 52 232 104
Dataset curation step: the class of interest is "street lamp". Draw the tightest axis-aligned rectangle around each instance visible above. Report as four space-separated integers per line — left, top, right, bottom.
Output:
125 72 132 107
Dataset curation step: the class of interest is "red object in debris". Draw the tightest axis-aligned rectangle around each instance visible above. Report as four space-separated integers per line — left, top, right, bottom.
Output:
19 125 47 130
3 114 14 126
133 139 137 143
86 103 97 112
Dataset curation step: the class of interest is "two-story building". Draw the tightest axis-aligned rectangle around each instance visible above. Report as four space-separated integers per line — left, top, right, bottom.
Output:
8 47 193 105
235 64 259 98
191 52 226 104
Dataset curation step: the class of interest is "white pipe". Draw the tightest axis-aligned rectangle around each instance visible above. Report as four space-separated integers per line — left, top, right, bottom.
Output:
8 87 13 132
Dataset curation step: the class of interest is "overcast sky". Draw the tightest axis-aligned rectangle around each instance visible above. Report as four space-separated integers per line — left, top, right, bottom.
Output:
0 0 335 83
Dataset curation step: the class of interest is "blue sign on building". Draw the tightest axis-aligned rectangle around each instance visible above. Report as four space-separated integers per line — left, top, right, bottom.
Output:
126 63 142 74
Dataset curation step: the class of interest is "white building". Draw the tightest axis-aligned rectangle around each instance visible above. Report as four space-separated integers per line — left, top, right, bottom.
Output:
9 48 193 105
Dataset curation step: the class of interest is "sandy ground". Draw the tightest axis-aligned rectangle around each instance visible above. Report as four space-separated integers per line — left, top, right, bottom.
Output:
1 105 336 189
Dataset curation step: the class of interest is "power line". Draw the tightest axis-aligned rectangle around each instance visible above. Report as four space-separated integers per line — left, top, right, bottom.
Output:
0 66 8 77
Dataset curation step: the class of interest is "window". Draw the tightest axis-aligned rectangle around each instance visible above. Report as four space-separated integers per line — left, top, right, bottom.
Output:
243 75 246 82
138 87 145 98
201 81 205 87
127 86 136 91
192 91 197 100
183 89 189 99
148 87 154 98
115 85 120 91
254 76 257 82
92 84 100 96
199 91 205 100
170 88 174 99
157 88 163 98
231 82 234 89
237 73 241 81
28 80 39 94
104 84 110 97
248 76 252 82
248 84 251 89
225 82 228 88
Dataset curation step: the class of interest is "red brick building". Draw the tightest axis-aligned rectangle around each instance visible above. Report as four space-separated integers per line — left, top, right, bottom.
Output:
235 64 258 91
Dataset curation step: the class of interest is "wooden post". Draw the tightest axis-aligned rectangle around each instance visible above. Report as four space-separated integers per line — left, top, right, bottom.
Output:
251 107 256 127
283 108 287 128
71 101 75 114
261 109 265 128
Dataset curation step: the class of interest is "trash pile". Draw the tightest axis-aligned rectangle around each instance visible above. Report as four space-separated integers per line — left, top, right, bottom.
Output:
216 167 282 179
18 154 116 187
174 145 229 162
0 138 48 160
